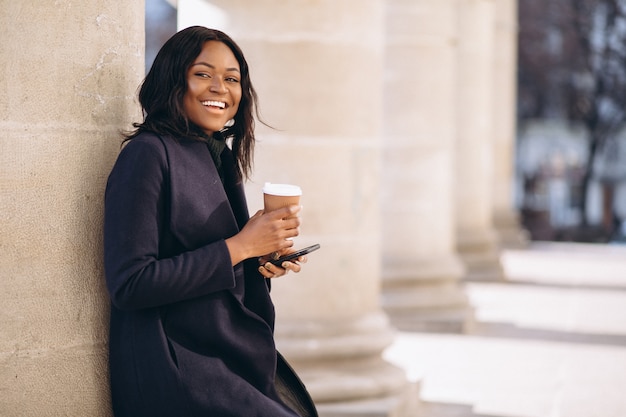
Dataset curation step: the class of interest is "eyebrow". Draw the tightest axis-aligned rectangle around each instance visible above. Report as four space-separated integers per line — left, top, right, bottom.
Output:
191 62 240 73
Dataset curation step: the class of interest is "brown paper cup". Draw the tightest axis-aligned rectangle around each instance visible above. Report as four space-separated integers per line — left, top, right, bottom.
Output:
263 183 302 218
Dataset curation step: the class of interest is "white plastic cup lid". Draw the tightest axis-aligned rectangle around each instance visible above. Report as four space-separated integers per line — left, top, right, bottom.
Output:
262 182 302 196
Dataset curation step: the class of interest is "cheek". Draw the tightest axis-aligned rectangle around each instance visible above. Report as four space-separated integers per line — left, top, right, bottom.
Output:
184 80 199 108
182 95 195 119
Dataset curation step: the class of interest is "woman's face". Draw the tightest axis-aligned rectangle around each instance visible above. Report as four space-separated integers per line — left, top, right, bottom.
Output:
183 41 242 136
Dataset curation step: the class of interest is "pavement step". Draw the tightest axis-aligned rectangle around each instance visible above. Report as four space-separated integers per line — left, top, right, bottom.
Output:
384 242 626 417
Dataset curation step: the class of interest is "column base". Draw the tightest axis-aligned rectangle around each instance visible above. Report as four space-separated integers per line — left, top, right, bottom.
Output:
382 255 474 333
385 306 475 333
494 209 530 249
275 311 409 403
457 228 505 281
316 381 422 417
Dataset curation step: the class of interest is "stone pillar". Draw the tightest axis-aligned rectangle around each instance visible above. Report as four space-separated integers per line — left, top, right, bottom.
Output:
455 0 504 281
492 0 530 248
178 0 415 415
380 0 474 333
0 2 144 416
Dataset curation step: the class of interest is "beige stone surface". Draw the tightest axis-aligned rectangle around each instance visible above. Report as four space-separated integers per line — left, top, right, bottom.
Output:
454 0 504 280
492 0 529 248
0 1 144 415
381 0 472 333
492 0 517 216
455 0 496 227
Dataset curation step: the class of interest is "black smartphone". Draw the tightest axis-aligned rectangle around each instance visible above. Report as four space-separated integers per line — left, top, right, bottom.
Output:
268 244 321 267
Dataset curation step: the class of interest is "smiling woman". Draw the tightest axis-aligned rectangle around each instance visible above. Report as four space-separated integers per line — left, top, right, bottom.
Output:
183 41 242 136
103 26 317 417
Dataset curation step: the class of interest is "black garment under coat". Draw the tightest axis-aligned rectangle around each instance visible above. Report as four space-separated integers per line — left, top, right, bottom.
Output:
103 132 316 417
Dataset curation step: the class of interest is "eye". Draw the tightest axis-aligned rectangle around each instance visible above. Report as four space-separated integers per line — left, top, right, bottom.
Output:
225 76 240 83
195 72 211 78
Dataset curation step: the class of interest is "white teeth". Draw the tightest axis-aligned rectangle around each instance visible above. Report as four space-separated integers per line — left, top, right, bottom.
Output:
202 100 226 108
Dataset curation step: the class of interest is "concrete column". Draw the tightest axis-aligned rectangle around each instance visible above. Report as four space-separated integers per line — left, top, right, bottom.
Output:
492 0 530 248
178 0 415 415
455 0 504 281
380 0 474 333
0 1 144 416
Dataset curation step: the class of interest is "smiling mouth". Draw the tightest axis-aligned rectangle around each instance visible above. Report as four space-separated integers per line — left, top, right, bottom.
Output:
201 100 226 109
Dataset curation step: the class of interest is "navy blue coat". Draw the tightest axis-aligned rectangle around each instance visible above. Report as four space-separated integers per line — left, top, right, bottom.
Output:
103 132 315 417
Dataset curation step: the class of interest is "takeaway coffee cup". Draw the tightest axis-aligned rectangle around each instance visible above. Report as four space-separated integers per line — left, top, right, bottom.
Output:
263 183 302 218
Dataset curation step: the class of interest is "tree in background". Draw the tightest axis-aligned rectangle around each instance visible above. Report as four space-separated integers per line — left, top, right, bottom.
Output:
518 0 626 238
518 0 568 120
565 0 626 231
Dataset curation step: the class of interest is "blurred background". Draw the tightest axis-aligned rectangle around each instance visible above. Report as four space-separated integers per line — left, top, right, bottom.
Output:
515 0 626 244
2 1 626 416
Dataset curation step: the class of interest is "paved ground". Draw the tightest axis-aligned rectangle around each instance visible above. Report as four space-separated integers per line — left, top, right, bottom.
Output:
383 241 626 417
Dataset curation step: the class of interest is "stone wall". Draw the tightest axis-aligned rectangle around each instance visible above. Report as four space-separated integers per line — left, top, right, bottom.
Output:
0 2 144 416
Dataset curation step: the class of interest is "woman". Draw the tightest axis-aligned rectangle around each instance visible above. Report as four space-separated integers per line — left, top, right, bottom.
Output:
104 26 317 417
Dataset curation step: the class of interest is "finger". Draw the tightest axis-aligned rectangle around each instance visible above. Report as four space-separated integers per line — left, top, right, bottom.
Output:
265 262 288 277
281 216 301 230
276 238 296 252
279 229 300 242
268 205 301 220
278 221 300 239
258 265 274 278
284 204 302 217
282 261 301 273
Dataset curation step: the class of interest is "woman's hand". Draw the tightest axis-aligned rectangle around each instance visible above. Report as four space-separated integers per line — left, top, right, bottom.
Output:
225 205 301 266
257 250 308 278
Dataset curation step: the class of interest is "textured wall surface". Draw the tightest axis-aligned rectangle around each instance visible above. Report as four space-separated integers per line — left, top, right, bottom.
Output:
380 0 471 333
0 1 144 415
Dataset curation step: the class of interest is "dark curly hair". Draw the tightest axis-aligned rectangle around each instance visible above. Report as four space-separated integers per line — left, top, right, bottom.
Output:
125 26 261 180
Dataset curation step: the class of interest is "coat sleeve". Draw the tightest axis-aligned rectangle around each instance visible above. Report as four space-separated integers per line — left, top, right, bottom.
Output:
103 138 237 311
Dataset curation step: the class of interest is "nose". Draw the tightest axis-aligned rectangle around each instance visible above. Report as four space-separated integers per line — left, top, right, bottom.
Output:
209 78 227 94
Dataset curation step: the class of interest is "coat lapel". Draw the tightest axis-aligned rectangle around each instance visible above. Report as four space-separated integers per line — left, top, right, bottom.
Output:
158 135 240 250
221 146 250 229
